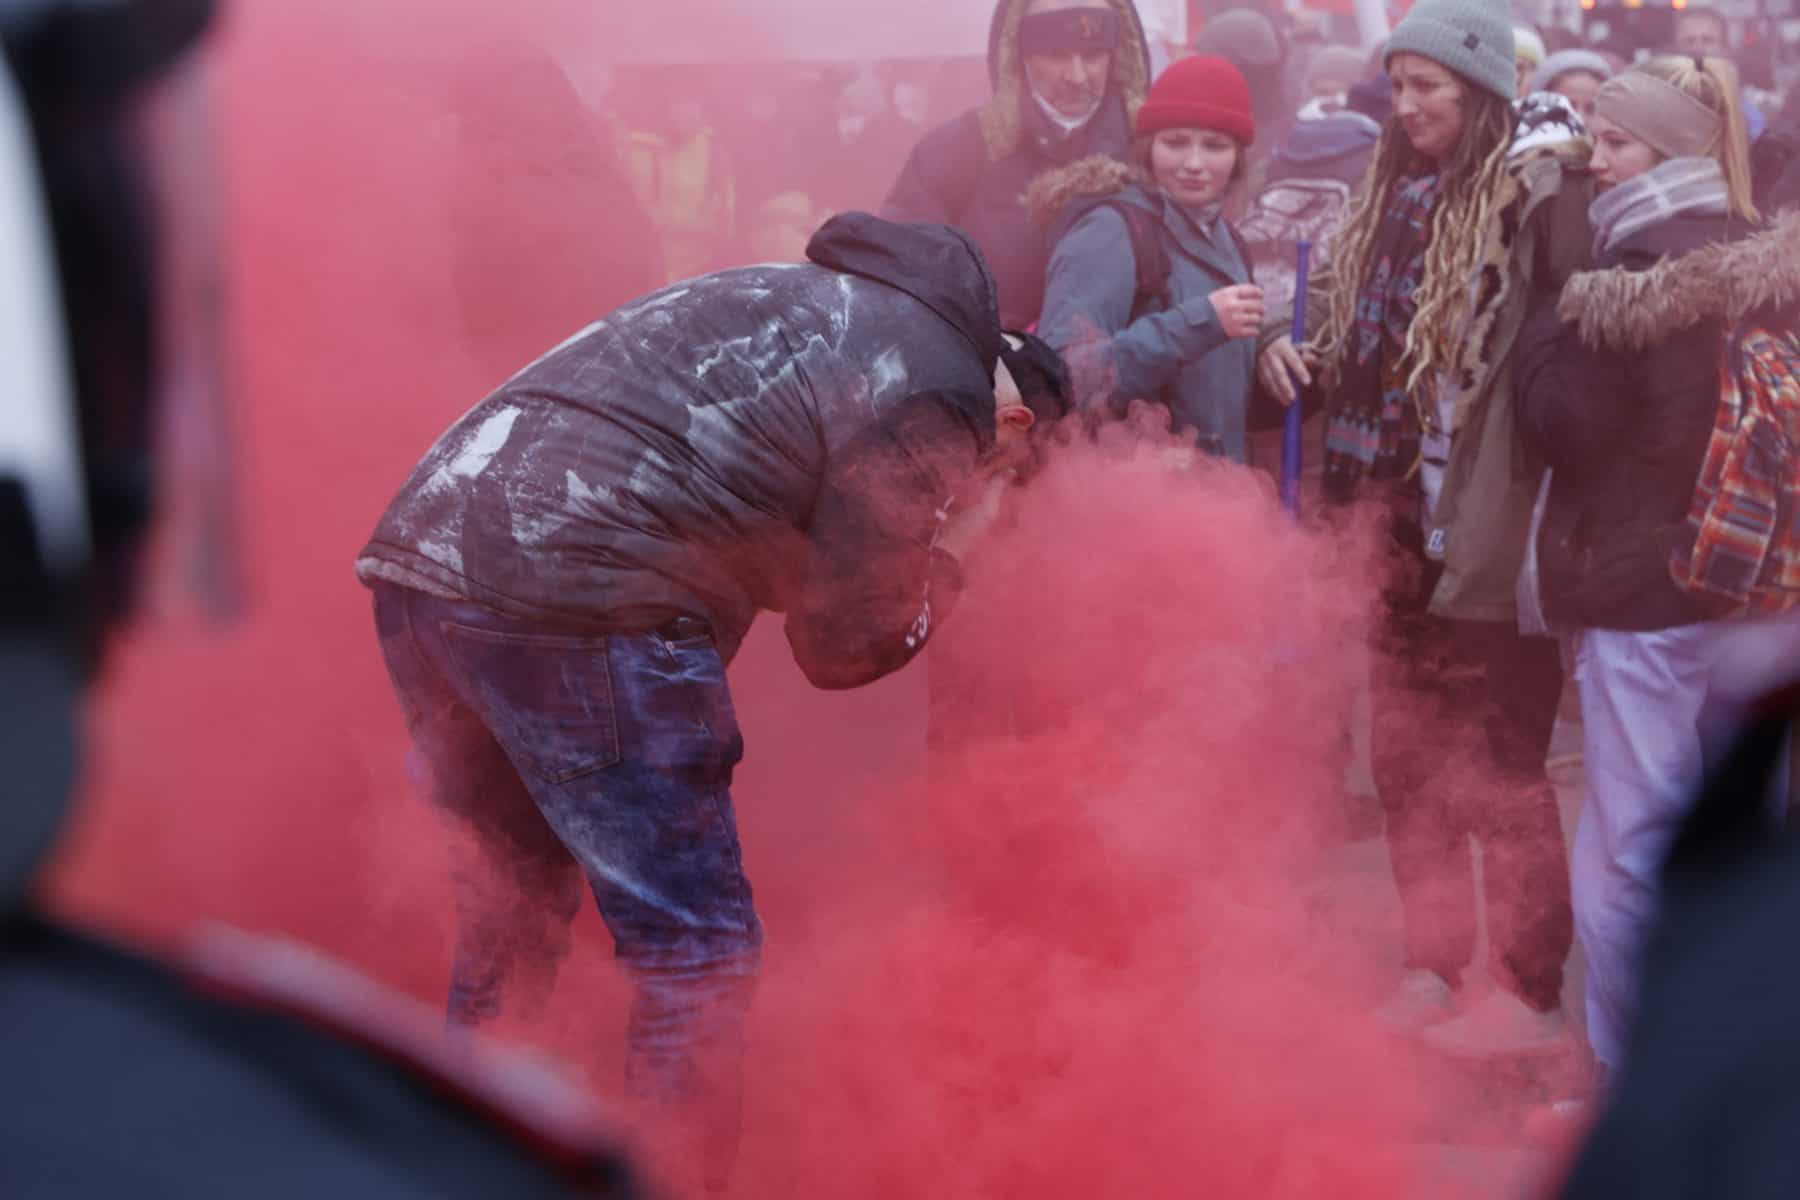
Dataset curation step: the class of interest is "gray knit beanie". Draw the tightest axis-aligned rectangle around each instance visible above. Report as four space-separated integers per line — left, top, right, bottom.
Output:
1385 0 1517 101
1528 48 1613 96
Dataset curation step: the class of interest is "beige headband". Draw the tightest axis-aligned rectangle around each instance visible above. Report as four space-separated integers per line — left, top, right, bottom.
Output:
1593 70 1723 160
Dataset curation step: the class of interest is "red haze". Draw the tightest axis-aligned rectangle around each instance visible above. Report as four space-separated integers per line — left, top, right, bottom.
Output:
38 3 1557 1196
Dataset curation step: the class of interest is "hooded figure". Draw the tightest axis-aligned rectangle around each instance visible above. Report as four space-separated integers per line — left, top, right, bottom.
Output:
881 0 1151 327
360 215 1025 678
357 213 1067 1192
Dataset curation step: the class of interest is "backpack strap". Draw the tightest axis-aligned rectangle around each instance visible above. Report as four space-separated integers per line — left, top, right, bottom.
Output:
1087 198 1172 318
1080 200 1255 316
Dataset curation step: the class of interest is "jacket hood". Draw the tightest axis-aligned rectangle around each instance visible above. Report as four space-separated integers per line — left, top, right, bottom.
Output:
982 0 1151 162
1025 153 1151 229
1558 209 1800 351
806 211 1006 373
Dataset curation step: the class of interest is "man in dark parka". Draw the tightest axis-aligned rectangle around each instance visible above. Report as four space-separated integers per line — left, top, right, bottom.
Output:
881 0 1151 328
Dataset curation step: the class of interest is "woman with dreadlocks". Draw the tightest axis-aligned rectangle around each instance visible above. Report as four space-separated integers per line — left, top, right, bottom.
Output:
1256 0 1595 1058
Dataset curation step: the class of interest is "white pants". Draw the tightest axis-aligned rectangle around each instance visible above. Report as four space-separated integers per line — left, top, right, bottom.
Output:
1574 610 1800 1069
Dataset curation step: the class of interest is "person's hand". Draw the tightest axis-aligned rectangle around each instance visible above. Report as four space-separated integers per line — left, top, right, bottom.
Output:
1208 283 1266 340
936 470 1016 562
1256 335 1318 407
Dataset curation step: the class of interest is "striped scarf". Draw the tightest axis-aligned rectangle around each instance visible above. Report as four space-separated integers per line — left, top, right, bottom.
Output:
1589 157 1729 258
1322 172 1438 504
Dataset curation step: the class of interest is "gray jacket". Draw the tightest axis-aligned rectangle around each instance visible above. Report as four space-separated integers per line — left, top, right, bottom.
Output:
356 214 1006 689
1032 159 1257 462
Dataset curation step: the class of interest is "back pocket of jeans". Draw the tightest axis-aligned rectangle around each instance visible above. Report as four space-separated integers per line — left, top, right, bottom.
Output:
438 622 622 784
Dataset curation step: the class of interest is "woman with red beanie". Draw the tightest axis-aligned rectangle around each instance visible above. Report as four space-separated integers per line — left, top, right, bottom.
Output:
1028 54 1267 462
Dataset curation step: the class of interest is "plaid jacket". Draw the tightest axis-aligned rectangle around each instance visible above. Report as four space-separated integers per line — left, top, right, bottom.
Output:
1671 326 1800 615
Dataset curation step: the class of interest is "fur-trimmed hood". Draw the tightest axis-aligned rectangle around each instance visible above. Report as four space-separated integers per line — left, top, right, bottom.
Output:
980 0 1151 162
1559 209 1800 350
1024 153 1149 228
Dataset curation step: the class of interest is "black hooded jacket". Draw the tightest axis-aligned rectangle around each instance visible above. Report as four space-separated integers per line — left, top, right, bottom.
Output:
1515 211 1757 631
357 214 1003 689
880 0 1149 328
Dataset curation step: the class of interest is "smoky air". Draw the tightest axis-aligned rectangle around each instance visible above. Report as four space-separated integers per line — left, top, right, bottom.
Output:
45 2 1621 1196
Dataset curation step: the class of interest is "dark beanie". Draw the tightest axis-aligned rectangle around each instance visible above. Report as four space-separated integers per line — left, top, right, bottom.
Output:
1001 330 1072 424
1135 55 1256 145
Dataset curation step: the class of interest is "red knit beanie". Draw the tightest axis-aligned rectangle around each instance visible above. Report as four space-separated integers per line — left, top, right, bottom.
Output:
1134 54 1256 145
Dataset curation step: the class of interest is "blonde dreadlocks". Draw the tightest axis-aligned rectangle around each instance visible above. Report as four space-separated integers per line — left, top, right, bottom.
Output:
1313 87 1516 401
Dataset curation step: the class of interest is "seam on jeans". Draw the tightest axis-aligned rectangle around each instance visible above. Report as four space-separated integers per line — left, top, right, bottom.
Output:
658 637 752 930
437 621 620 653
435 619 623 782
703 784 757 932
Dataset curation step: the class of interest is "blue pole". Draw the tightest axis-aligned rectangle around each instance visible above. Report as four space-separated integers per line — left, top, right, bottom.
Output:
1281 242 1313 517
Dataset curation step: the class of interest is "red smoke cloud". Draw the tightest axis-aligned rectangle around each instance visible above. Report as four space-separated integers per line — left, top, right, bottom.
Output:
39 3 1564 1196
722 432 1427 1197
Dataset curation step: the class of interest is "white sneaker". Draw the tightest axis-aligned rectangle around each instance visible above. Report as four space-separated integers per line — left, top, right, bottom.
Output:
1420 988 1569 1059
1372 969 1457 1032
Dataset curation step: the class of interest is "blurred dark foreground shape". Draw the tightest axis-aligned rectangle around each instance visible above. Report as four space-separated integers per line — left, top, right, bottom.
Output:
0 3 642 1194
1560 686 1800 1200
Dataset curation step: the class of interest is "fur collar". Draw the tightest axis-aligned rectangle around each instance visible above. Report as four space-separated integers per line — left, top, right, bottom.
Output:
980 0 1150 162
1024 154 1147 228
1558 209 1800 350
1440 138 1588 430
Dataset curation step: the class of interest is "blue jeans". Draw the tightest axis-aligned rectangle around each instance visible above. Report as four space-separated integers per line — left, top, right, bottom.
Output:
371 584 760 1179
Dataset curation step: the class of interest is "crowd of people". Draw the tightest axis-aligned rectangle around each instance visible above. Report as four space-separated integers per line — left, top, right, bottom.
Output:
14 0 1800 1196
368 0 1800 1189
872 0 1800 1097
